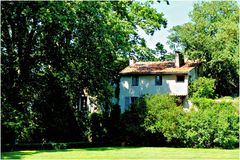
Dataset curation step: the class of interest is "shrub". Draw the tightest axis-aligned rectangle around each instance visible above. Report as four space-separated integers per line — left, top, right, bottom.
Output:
120 97 147 145
120 94 185 146
190 98 215 109
189 77 216 98
120 94 239 149
183 107 218 148
143 94 185 142
107 104 121 145
89 112 108 143
184 100 239 148
212 102 239 149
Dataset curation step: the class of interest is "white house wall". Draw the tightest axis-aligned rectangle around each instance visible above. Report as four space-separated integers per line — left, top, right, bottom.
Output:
119 74 190 111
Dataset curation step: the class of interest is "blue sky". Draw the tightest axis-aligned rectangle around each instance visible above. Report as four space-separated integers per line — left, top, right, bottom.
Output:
138 0 196 53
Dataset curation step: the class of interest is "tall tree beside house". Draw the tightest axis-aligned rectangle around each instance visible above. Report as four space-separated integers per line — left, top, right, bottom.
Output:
167 1 239 96
1 1 167 143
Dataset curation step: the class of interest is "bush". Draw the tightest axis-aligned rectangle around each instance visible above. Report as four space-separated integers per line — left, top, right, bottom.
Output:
183 107 218 148
120 97 147 145
120 94 184 146
211 102 239 149
190 98 215 109
89 113 105 143
143 94 185 143
184 100 239 148
189 77 216 98
120 94 239 149
107 104 121 145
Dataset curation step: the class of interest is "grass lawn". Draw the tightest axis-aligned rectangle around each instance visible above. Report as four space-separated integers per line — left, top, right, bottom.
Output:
1 147 239 160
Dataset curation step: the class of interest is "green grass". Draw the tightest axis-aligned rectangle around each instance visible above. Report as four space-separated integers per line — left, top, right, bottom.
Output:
1 147 239 159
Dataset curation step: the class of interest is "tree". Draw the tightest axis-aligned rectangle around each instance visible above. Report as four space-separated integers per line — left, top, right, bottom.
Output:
1 1 168 143
168 1 239 96
154 42 168 60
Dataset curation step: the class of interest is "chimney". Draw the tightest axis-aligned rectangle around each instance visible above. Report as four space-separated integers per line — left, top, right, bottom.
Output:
129 55 137 66
175 51 184 68
129 59 135 66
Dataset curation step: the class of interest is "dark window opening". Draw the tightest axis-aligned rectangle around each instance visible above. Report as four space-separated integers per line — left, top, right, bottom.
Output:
131 97 138 104
132 76 139 86
176 75 185 82
80 97 87 111
155 75 162 85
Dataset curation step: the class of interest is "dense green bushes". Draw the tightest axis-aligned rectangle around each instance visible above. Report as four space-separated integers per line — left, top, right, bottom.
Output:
120 94 239 149
70 96 239 149
184 100 239 148
143 94 184 142
120 98 147 145
189 77 216 98
3 94 238 151
86 104 122 145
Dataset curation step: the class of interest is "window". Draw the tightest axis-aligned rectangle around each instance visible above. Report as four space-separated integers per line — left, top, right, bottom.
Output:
125 97 130 109
80 96 87 111
125 97 139 110
132 76 139 86
155 75 162 85
176 75 185 82
131 97 138 104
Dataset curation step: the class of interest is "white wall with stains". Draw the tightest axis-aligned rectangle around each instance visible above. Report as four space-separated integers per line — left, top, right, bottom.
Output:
119 68 198 111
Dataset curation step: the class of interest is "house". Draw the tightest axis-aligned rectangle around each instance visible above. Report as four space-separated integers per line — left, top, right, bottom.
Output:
77 89 98 112
118 52 201 112
77 88 118 113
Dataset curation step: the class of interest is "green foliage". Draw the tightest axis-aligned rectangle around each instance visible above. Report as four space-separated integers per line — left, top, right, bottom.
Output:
190 98 215 110
184 100 239 149
1 1 167 143
120 94 185 146
189 77 216 98
143 94 184 142
213 103 239 149
216 96 240 113
82 104 122 145
1 97 39 143
160 53 175 61
120 97 147 145
89 113 105 143
183 107 217 148
168 1 239 96
120 94 239 149
107 104 121 144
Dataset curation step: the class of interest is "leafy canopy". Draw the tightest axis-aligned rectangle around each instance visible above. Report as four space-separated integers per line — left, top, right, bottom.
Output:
167 1 239 96
1 1 167 143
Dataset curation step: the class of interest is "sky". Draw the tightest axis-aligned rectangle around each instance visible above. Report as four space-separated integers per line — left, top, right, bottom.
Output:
138 0 196 53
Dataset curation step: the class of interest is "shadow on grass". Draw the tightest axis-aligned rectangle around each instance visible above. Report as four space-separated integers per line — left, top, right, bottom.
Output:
1 147 143 159
81 146 143 151
2 151 40 159
1 149 70 159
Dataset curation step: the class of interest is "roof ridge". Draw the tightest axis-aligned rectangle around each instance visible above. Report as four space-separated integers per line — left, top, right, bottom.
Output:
120 61 200 75
134 61 175 65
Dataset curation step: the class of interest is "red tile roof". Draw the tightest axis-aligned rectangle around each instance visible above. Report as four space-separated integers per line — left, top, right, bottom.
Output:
119 61 200 75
